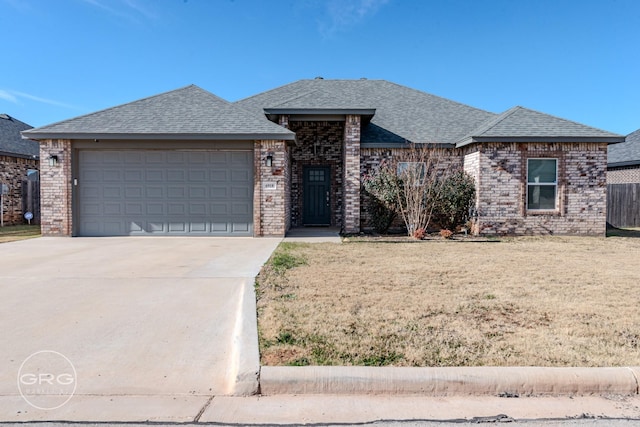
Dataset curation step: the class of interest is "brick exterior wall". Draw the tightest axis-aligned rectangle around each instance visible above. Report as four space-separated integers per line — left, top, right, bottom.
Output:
468 142 607 236
39 139 73 236
253 140 290 237
0 155 39 225
343 115 361 233
288 121 344 228
607 166 640 184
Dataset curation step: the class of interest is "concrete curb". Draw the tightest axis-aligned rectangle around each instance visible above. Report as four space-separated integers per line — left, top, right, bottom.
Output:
228 279 261 396
260 366 640 396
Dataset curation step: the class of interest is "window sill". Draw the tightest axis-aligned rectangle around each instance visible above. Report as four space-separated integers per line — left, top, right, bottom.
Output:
526 209 561 216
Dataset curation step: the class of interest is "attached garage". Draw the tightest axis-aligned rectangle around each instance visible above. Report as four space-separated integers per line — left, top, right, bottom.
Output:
23 85 295 237
77 149 253 236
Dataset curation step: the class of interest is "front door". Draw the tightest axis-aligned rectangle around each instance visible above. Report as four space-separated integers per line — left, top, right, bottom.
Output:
303 166 330 225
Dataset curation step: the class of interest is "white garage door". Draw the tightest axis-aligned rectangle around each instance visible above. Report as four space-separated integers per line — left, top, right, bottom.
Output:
77 150 253 236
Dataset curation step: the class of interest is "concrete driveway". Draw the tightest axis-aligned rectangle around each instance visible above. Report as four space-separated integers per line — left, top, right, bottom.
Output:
0 236 280 421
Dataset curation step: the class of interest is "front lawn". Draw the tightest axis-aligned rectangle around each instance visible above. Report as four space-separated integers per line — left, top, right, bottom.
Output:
0 224 41 243
256 236 640 367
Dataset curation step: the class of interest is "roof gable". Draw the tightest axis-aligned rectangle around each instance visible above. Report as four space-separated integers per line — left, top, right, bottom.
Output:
608 128 640 167
236 79 496 145
456 106 624 147
23 85 294 141
0 114 38 158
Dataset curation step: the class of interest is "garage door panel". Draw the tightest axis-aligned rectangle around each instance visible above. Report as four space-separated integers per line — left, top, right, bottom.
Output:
78 150 253 236
125 187 143 198
167 152 186 163
146 187 164 198
123 152 143 163
190 222 207 232
232 222 250 233
190 204 207 215
125 203 143 215
189 170 207 181
168 204 185 215
231 186 251 198
103 170 121 181
146 170 164 182
147 204 164 215
103 187 122 198
102 152 122 163
104 203 123 215
167 170 185 181
167 187 185 198
145 152 164 164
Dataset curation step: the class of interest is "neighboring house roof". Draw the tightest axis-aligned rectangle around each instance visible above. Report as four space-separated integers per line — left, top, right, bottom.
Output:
23 85 295 141
0 114 38 159
456 106 624 147
235 79 496 145
608 128 640 168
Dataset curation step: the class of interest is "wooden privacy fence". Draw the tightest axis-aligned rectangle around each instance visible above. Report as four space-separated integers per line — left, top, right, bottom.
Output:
607 184 640 228
21 179 40 225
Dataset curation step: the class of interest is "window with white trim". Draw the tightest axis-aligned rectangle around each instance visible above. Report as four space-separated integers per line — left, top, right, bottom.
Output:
527 158 557 210
397 162 426 185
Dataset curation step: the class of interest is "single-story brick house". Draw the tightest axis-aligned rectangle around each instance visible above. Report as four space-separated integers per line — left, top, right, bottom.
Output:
22 79 624 237
1 114 39 225
608 128 640 184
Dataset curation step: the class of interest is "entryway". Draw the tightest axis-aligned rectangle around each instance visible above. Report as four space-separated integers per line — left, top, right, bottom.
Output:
303 166 331 225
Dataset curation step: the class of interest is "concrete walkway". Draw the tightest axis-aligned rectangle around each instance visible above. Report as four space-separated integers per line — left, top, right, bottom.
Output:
283 227 342 243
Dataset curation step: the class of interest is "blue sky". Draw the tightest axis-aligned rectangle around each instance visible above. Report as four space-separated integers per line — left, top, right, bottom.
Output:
1 0 639 135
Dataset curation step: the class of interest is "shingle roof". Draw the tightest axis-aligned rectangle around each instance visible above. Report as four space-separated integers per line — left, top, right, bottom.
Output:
23 85 295 141
235 79 496 145
0 114 38 158
608 128 640 167
456 106 623 147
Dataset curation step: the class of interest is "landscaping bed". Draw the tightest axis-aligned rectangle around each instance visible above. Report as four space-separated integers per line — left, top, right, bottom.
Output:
256 235 640 367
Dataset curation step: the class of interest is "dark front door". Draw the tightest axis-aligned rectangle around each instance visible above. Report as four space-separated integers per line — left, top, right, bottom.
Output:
303 166 330 225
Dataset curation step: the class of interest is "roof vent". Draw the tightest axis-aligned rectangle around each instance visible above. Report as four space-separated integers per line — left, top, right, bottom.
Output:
0 114 10 120
314 76 324 80
360 77 367 80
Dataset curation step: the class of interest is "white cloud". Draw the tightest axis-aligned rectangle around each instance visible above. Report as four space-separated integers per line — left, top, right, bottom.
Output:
79 0 156 23
0 90 18 103
0 89 77 109
319 0 390 38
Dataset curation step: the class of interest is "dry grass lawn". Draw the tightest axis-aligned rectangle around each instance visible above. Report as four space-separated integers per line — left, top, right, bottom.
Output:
0 225 40 243
256 235 640 367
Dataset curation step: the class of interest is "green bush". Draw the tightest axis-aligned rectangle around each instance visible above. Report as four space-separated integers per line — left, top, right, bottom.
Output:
363 163 401 233
433 171 475 231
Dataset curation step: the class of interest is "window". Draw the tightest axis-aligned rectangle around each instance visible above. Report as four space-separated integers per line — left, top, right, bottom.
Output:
527 158 557 210
397 162 426 185
26 169 39 181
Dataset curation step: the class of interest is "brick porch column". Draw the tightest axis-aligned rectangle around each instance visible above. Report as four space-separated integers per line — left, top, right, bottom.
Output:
39 139 73 236
254 140 290 237
343 115 361 233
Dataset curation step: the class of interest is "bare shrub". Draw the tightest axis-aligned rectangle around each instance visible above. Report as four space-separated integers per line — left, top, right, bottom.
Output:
364 144 474 237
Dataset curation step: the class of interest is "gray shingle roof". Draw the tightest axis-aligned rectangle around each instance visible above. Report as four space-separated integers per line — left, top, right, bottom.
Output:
456 106 623 147
608 128 640 167
0 114 38 158
235 79 496 145
23 85 295 141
